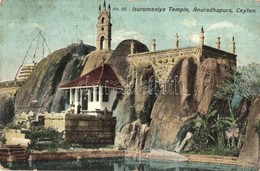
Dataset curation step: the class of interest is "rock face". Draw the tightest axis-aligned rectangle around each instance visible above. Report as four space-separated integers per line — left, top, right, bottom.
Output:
108 40 155 149
108 39 149 81
110 40 236 150
81 50 113 75
238 95 260 166
15 44 95 114
144 58 235 150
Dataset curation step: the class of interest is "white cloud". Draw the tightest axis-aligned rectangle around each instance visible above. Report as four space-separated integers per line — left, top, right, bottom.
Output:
188 33 200 44
207 21 241 31
113 29 145 44
181 19 197 27
8 22 17 29
30 22 44 31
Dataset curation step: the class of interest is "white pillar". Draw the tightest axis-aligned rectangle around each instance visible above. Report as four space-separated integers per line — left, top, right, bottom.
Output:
80 89 83 106
99 86 103 103
93 87 97 102
87 89 91 103
69 89 73 105
74 88 78 114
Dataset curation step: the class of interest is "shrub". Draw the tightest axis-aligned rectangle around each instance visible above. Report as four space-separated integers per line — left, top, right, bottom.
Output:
27 126 63 151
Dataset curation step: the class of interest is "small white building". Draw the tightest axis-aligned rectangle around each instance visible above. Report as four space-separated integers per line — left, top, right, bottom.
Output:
60 64 123 116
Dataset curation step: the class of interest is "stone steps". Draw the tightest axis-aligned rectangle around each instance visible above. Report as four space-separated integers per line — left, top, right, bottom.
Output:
186 154 238 165
0 144 28 162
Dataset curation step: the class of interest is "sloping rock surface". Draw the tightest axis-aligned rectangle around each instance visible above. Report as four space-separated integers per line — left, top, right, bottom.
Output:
143 58 235 150
15 44 95 113
238 94 260 166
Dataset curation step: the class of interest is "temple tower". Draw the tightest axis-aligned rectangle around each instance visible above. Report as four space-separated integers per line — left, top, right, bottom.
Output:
96 0 112 51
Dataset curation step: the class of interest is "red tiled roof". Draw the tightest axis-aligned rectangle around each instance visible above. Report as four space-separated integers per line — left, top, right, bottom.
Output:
60 64 123 89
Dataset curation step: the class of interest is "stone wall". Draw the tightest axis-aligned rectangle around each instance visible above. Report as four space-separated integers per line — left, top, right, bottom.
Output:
65 115 116 144
4 129 30 147
44 112 65 132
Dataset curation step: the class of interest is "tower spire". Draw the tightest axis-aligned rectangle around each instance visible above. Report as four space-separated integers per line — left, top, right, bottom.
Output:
152 39 156 52
200 26 205 46
96 0 112 51
103 0 106 10
216 36 220 49
175 33 179 48
231 36 236 54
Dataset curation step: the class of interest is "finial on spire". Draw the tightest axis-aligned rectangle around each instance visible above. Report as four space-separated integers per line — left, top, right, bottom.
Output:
99 5 101 13
200 26 205 46
103 0 106 10
175 33 179 49
108 4 111 11
216 36 221 49
231 36 236 54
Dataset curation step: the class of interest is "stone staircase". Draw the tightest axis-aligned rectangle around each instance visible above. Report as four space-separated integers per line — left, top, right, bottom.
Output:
0 144 28 162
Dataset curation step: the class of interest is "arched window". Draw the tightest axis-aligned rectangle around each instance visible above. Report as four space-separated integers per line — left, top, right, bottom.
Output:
101 17 105 24
100 36 105 50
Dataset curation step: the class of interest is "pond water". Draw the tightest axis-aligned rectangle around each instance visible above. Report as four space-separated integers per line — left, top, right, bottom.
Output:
1 158 258 171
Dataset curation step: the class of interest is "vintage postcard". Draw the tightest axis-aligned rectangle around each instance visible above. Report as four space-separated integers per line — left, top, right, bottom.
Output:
0 0 259 170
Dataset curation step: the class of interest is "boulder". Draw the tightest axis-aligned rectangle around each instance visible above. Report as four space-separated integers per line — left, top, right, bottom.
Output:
238 94 260 166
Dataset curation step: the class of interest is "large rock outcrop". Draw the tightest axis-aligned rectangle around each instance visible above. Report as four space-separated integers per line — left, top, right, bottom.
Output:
143 58 235 150
108 39 149 81
238 94 260 166
108 40 154 149
15 43 95 113
111 40 236 150
81 50 113 75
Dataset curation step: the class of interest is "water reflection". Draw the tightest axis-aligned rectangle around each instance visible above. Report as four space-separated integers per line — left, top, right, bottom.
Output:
1 158 258 171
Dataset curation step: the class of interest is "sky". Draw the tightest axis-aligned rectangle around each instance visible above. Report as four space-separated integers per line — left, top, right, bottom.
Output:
0 0 259 81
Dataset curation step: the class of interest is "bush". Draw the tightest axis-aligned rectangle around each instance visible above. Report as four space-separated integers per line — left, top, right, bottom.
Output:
5 122 24 129
27 126 64 151
184 102 244 157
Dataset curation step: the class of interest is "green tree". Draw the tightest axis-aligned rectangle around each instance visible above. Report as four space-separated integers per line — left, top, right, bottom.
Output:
215 63 260 101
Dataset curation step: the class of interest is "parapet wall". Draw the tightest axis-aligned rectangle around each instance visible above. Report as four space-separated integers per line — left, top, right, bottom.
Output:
128 46 236 83
65 115 116 144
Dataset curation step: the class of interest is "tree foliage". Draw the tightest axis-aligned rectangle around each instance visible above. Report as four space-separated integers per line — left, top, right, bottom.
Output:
215 63 260 101
27 126 63 151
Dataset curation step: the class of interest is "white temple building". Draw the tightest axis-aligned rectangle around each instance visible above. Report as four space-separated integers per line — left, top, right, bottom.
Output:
60 63 123 115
